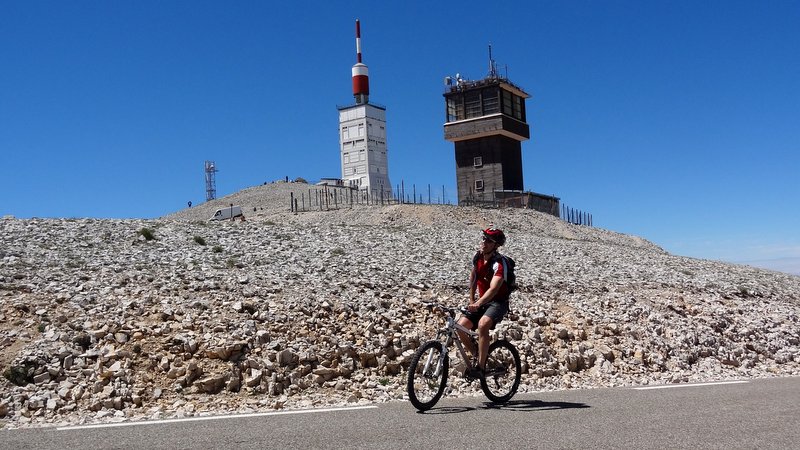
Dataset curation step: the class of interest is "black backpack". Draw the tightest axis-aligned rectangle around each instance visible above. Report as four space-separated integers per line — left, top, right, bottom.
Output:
472 252 518 293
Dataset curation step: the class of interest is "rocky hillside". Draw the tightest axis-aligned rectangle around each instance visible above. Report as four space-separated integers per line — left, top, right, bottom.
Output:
2 181 799 428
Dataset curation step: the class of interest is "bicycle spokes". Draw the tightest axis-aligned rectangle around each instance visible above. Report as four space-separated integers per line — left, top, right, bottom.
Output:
407 340 449 411
480 340 521 404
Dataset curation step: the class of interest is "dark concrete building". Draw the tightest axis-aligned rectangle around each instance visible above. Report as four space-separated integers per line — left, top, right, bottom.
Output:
444 73 530 206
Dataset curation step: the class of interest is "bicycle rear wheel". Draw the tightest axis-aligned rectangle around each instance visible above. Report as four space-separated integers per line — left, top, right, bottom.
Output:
480 339 521 404
407 340 449 411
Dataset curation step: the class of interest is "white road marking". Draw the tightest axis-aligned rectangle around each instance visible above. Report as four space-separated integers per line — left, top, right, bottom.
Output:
633 380 749 390
56 405 378 431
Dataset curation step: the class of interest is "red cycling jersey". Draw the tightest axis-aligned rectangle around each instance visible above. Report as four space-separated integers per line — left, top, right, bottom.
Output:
474 252 510 302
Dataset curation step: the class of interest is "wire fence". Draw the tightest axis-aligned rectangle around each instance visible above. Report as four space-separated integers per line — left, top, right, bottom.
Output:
289 181 453 213
289 181 594 227
561 204 592 226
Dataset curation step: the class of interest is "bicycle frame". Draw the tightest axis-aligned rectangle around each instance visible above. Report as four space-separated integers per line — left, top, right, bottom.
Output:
426 307 479 376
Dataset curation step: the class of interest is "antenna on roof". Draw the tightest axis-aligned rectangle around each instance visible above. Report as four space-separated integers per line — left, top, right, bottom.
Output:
489 43 497 78
352 19 370 104
488 44 498 78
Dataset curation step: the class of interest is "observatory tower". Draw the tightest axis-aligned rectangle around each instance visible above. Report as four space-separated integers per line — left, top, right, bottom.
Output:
444 49 531 205
337 20 391 198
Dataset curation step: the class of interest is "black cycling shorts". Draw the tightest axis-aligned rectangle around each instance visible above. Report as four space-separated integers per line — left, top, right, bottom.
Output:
462 300 508 329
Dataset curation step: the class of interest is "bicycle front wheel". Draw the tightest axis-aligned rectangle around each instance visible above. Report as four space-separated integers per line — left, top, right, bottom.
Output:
407 340 449 411
480 339 521 404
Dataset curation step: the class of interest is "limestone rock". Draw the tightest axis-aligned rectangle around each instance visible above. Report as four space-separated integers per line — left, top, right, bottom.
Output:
194 375 227 394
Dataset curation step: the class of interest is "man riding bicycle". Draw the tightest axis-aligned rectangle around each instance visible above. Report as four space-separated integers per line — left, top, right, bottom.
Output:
458 227 511 379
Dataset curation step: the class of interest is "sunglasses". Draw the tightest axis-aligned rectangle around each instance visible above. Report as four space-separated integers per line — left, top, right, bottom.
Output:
482 236 496 243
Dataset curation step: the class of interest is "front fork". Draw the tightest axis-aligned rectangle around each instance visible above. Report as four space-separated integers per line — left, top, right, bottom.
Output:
424 330 452 377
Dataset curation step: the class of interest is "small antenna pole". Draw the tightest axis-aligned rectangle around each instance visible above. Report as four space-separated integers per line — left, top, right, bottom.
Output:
488 44 496 77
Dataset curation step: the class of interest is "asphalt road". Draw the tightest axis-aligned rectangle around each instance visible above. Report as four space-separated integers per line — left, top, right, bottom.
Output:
2 377 798 449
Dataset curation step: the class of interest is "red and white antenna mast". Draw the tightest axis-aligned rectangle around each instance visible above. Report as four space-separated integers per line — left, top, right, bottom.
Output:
352 19 369 104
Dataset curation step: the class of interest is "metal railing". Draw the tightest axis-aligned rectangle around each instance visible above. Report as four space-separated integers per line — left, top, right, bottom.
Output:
288 181 594 228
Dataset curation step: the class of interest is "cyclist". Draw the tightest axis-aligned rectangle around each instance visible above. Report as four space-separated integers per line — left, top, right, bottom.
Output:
458 227 511 378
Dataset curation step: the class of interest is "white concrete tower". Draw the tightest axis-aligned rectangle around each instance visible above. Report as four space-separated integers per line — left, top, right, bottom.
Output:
338 19 392 198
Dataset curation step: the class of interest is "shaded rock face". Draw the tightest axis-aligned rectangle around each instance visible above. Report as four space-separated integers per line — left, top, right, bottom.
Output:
1 183 799 428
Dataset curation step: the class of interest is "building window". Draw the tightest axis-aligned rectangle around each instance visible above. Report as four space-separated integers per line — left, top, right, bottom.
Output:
473 156 483 167
502 90 512 116
483 87 500 115
465 91 481 119
513 95 523 120
501 89 524 120
475 179 484 191
447 97 464 122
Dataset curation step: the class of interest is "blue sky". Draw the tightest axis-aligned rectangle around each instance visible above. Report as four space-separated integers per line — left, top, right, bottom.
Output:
1 1 798 274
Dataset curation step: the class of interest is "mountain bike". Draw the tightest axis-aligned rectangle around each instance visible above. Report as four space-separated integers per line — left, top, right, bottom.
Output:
407 302 521 411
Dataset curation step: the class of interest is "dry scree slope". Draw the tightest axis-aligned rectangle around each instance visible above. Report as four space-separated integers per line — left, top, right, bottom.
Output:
1 181 798 428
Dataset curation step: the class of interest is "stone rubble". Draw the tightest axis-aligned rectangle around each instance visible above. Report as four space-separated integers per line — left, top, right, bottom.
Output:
1 181 799 429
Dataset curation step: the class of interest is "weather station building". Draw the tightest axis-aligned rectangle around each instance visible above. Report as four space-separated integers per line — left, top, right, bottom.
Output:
337 20 392 199
443 50 559 215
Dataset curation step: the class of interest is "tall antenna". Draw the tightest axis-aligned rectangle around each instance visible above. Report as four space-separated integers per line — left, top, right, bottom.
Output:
356 19 363 64
488 44 498 78
204 160 218 201
352 19 370 104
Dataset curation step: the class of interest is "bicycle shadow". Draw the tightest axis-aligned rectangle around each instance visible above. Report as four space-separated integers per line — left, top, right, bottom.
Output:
480 399 590 411
417 406 475 415
418 400 589 415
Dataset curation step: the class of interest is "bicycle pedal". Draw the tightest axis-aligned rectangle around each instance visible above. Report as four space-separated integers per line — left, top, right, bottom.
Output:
465 367 484 380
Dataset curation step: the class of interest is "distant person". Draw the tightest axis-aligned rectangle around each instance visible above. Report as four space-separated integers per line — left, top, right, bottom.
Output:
457 227 511 378
187 201 192 208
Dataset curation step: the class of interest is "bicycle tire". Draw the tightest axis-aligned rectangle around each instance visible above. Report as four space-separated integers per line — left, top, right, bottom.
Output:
407 340 449 411
480 339 521 404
